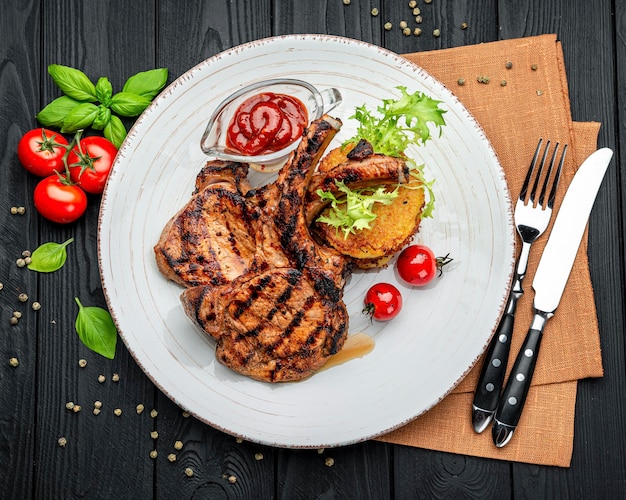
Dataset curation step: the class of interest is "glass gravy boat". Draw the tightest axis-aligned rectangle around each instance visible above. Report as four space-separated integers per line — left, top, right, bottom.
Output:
200 78 342 168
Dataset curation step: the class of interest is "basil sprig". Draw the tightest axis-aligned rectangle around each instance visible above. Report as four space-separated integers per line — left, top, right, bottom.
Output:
37 65 168 148
27 238 74 273
74 298 118 359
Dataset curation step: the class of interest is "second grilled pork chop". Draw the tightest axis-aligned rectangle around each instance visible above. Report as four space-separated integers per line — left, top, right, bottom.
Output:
181 115 350 382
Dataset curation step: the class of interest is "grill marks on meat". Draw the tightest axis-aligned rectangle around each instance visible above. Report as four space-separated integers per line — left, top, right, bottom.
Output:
183 268 347 382
154 161 255 287
179 115 350 382
305 153 410 226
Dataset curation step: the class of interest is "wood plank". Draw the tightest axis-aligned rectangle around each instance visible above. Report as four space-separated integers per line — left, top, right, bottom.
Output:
0 2 42 497
32 1 158 497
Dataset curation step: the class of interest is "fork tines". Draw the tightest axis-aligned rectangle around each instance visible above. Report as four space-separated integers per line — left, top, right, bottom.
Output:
520 139 568 209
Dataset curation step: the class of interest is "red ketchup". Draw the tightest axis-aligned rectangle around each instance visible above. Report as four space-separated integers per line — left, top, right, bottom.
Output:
226 92 308 156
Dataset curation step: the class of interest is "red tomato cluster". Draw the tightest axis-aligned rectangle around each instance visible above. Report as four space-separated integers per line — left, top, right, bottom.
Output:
17 128 117 224
363 244 452 322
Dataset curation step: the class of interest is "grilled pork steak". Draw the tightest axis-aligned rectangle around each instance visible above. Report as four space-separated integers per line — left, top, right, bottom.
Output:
154 161 255 287
180 115 351 382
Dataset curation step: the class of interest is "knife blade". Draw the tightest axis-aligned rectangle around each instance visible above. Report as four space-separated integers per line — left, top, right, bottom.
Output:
491 147 613 448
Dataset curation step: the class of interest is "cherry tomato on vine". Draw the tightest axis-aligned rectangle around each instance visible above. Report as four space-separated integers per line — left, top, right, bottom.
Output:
68 136 118 194
396 244 452 286
33 175 88 224
364 283 402 321
17 128 69 177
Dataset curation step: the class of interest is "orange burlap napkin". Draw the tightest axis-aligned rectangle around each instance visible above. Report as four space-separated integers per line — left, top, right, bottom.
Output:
377 35 604 467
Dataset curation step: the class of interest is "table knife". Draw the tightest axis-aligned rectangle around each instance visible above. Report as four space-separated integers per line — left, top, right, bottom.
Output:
492 147 613 448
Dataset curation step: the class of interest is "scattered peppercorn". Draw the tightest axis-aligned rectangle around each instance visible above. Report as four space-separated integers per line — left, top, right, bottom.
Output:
371 7 378 16
461 22 468 29
403 27 411 36
413 27 422 36
167 453 177 462
413 7 421 15
151 431 159 439
93 408 101 415
94 401 102 409
150 450 158 459
325 457 335 467
433 28 441 37
98 374 105 383
10 207 18 215
112 373 120 382
255 452 264 461
181 411 190 418
185 467 194 477
506 61 513 69
457 78 465 86
399 20 408 29
384 22 392 30
228 475 237 484
537 90 543 96
501 79 507 86
78 358 87 368
174 440 184 450
18 293 28 302
415 15 423 23
9 317 18 326
16 258 26 268
32 301 41 311
409 0 417 7
72 405 82 413
58 437 67 447
150 409 158 418
424 0 432 3
531 64 538 71
235 437 244 444
136 404 145 414
317 448 325 454
66 402 75 410
0 283 3 290
114 408 122 416
21 250 31 258
477 75 490 84
17 207 25 215
13 311 22 319
9 357 19 367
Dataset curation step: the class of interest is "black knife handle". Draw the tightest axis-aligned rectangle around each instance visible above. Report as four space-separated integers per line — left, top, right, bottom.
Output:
492 312 548 447
471 312 515 431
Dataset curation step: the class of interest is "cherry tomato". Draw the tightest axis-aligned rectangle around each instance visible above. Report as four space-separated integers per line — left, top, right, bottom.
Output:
33 175 88 224
68 136 118 194
364 283 402 321
17 128 69 177
396 244 452 286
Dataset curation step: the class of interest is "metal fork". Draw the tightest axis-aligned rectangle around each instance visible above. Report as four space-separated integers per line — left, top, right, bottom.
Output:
471 139 567 433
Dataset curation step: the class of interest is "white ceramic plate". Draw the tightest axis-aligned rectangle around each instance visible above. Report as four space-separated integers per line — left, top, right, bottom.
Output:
98 35 515 448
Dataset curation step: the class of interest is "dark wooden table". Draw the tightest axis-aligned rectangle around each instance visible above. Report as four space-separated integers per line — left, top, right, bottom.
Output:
2 1 625 498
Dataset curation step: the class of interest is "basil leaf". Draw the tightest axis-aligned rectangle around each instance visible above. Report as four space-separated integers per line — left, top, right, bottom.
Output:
74 298 117 359
122 68 168 99
61 102 99 133
36 96 82 128
27 238 74 273
92 105 111 130
110 92 152 117
95 76 113 105
48 64 97 102
104 115 127 148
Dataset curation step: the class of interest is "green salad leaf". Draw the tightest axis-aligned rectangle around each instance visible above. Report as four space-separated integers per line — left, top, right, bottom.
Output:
345 86 446 158
316 181 399 239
